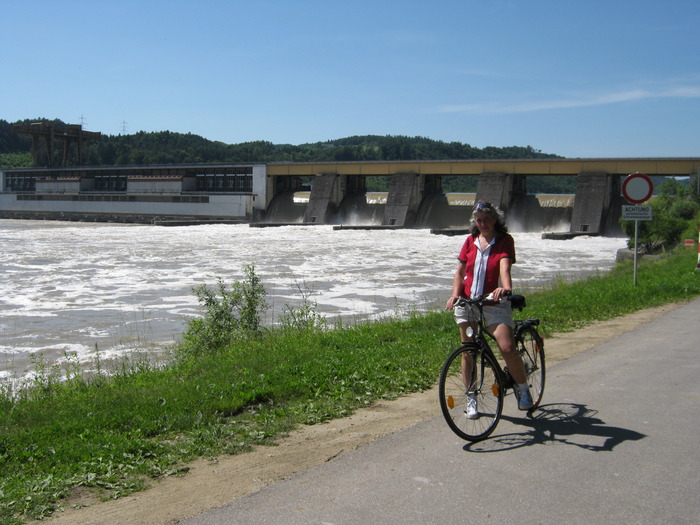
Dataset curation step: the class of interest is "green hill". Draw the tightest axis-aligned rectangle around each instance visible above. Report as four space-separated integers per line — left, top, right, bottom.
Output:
0 118 573 193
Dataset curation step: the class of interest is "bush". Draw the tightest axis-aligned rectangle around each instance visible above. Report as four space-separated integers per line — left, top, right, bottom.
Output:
621 184 699 252
668 199 698 220
621 204 687 252
177 264 268 357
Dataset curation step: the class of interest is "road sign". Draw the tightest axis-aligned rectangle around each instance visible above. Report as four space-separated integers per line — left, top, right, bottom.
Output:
622 205 653 220
622 172 654 204
621 176 654 287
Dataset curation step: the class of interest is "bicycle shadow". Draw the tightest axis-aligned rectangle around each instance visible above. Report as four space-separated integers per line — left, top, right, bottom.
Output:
463 402 646 453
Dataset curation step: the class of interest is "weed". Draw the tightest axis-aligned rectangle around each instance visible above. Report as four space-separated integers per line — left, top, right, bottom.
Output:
278 279 327 332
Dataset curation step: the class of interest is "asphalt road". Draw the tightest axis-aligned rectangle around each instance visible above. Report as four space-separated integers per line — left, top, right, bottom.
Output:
184 297 700 525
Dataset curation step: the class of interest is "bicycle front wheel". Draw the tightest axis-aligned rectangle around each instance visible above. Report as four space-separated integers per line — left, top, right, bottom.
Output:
518 327 545 409
438 345 504 442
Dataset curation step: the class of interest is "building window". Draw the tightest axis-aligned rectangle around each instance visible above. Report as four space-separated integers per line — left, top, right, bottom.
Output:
195 173 252 192
94 175 127 192
5 175 36 192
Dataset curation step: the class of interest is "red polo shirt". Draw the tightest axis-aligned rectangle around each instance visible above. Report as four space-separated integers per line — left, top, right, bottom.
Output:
458 233 516 297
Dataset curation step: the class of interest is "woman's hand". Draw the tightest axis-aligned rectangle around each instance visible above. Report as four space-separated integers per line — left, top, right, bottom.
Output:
445 296 460 310
491 287 511 302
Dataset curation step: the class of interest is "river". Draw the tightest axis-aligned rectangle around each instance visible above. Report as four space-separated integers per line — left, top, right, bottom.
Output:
0 220 627 382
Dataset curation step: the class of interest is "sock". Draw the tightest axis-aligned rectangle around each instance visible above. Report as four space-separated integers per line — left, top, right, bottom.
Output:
518 383 529 394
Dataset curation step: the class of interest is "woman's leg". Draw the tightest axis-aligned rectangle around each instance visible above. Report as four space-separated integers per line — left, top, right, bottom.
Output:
492 322 534 408
458 322 474 389
491 323 527 385
458 322 479 418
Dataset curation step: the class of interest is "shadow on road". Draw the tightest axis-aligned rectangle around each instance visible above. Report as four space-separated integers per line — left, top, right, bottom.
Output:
463 403 646 453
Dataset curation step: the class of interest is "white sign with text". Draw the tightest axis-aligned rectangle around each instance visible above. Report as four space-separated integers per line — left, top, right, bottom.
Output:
622 205 653 221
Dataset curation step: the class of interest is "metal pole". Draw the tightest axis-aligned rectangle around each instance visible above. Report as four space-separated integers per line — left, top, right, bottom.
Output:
633 219 639 286
697 223 700 272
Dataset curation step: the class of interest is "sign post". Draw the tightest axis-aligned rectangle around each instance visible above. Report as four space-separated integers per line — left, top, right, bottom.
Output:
622 173 654 286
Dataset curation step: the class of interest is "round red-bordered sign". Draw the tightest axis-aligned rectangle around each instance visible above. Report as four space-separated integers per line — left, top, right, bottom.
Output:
622 172 654 204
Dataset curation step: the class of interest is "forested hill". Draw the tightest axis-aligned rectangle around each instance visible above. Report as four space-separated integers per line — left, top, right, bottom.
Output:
1 118 560 168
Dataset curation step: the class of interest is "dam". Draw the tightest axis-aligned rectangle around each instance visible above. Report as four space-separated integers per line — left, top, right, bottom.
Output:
266 190 575 234
1 158 698 235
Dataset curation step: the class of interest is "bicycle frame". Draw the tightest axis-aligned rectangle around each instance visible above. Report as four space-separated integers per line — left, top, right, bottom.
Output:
440 293 545 442
456 296 514 390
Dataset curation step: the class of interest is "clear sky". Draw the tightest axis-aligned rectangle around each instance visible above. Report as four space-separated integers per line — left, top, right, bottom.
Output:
2 0 699 158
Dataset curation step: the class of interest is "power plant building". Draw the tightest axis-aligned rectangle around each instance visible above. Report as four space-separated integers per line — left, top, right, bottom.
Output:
0 164 269 223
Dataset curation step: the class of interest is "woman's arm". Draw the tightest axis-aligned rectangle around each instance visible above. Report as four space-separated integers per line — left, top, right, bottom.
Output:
446 261 467 310
492 257 513 302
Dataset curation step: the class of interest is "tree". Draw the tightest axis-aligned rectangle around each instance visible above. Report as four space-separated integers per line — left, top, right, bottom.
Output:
2 118 564 168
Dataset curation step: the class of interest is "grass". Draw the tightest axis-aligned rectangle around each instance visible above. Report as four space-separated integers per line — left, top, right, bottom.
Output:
526 250 700 334
1 249 699 523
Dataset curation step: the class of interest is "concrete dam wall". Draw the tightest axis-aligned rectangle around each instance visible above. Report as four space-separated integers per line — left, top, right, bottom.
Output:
266 191 575 233
263 170 628 236
3 162 654 234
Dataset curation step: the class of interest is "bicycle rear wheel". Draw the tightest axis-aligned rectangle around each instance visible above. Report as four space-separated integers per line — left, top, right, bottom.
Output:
438 345 504 442
518 327 545 409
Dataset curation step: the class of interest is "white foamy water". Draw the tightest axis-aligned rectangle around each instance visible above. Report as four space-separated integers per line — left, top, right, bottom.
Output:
0 220 627 381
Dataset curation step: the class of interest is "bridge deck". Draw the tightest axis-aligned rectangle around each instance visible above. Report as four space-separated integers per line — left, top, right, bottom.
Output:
267 158 700 176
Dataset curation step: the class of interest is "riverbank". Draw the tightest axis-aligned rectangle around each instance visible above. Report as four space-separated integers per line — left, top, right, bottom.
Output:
38 301 686 525
4 249 699 524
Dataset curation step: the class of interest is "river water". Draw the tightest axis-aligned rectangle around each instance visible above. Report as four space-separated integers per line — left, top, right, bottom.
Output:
0 220 627 382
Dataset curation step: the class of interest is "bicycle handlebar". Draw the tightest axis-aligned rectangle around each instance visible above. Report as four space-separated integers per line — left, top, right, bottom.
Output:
455 290 510 305
455 291 526 310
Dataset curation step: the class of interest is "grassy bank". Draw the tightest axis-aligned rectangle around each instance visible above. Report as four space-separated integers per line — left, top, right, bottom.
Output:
2 249 700 523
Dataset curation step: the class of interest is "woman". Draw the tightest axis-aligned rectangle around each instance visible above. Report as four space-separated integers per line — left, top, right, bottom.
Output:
445 201 533 418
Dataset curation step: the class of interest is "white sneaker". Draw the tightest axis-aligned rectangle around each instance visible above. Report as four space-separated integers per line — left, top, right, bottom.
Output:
465 393 479 419
518 388 534 411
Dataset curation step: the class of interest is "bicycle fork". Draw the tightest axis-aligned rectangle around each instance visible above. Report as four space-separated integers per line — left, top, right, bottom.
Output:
466 349 501 398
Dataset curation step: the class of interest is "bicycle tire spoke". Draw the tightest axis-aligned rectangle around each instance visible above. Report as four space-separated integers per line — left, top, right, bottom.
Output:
439 347 504 442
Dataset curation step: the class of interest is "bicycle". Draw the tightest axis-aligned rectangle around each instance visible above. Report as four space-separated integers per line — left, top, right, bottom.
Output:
438 292 545 442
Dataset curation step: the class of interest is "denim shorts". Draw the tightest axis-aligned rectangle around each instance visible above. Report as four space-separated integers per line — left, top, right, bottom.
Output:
454 300 515 328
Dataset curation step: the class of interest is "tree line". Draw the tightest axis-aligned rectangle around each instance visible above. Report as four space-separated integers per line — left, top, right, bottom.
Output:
1 118 576 192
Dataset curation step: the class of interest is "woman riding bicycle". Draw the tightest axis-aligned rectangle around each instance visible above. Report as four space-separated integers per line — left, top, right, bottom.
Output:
445 201 533 417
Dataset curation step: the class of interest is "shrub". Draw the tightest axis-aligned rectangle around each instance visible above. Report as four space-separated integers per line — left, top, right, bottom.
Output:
178 264 268 356
668 199 698 220
621 190 697 252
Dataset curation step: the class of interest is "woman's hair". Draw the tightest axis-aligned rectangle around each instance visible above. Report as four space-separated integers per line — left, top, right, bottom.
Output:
469 201 509 236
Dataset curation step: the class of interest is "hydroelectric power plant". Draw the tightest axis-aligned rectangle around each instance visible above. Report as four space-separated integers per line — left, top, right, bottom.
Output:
2 158 699 236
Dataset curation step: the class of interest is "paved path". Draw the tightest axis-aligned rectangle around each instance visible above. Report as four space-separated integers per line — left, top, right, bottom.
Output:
184 298 700 525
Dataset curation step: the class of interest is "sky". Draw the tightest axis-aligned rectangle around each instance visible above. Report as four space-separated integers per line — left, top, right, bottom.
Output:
2 0 699 158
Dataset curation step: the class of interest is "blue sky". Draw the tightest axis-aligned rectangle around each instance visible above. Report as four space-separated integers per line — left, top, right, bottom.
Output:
2 0 699 158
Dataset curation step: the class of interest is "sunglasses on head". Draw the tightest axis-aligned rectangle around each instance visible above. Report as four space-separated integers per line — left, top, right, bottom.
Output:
473 201 493 212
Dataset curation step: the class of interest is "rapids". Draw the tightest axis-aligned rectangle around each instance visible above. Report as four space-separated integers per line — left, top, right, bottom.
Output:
0 220 627 381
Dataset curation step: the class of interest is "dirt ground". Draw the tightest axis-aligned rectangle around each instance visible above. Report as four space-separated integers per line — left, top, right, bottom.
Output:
40 303 683 525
